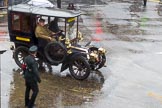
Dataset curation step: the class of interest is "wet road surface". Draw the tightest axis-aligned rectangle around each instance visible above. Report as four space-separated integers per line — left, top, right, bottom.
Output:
1 0 162 108
79 0 162 108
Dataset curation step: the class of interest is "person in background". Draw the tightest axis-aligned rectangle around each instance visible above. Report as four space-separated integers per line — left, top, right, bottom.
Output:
24 45 41 108
67 3 76 10
143 0 147 7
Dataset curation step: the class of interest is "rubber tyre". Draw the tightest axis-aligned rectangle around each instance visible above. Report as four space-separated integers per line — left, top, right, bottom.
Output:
14 46 29 68
69 56 91 80
44 42 67 65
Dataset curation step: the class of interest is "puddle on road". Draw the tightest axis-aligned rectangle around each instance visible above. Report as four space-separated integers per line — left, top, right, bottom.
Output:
10 69 104 108
128 49 143 54
129 0 143 12
83 0 162 41
81 2 146 39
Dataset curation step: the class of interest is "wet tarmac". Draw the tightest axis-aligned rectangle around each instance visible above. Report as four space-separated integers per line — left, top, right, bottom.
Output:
1 0 162 108
9 69 104 108
80 0 162 108
62 0 106 5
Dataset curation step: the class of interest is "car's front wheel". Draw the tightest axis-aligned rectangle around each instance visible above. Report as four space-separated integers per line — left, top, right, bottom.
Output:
69 56 91 80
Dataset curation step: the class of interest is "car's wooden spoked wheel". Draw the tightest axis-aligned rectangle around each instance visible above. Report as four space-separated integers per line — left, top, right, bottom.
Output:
69 56 90 80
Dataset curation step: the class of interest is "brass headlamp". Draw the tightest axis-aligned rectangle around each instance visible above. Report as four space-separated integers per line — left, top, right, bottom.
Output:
98 47 106 54
90 52 99 62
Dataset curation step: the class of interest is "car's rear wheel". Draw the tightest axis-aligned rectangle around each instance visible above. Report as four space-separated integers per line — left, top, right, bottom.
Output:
69 56 91 80
14 46 29 68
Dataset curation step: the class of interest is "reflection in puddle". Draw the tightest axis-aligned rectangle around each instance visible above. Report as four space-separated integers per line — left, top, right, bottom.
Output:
10 68 104 108
63 0 106 5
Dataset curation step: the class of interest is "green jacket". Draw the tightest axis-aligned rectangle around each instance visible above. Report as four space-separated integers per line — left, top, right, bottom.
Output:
24 55 41 83
35 25 52 40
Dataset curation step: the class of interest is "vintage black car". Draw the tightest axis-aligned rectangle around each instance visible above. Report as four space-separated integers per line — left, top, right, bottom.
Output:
8 3 106 80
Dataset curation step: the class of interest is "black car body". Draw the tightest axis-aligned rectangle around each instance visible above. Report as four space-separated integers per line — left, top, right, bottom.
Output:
8 3 106 80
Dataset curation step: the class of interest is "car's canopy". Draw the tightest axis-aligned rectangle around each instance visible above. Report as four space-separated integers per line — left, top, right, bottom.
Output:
8 4 81 18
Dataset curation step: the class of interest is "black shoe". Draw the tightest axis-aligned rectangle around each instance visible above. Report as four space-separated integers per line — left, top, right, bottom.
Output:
47 64 52 73
25 104 28 108
38 66 45 72
49 67 53 73
28 104 36 108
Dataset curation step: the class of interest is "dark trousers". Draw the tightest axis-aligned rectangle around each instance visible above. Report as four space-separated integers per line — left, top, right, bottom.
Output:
37 38 48 63
144 0 147 6
37 38 48 53
25 81 39 108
